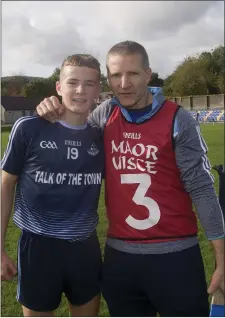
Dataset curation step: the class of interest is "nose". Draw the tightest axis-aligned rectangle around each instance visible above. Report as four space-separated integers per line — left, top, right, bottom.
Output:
76 84 85 94
120 75 131 89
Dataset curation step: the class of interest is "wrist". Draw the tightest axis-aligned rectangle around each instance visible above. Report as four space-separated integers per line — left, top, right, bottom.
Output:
216 262 225 270
211 238 224 267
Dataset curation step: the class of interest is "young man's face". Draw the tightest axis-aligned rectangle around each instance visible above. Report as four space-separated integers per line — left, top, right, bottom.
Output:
107 54 151 108
56 65 100 114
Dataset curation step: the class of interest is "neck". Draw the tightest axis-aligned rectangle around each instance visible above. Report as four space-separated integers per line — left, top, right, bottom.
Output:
59 109 88 126
126 90 153 110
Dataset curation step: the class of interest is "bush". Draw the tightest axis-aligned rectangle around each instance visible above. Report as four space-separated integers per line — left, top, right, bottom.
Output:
1 125 12 133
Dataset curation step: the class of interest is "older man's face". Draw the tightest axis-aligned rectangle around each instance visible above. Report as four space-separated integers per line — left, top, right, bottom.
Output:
107 53 151 108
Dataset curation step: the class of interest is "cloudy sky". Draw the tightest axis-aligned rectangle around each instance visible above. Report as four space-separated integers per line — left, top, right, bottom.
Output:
2 1 224 79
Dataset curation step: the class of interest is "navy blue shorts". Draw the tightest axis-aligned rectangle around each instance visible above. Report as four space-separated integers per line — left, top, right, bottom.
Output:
102 244 209 317
17 230 102 312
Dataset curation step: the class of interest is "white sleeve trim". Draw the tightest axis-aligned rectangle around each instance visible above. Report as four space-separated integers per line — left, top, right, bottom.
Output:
1 116 36 168
195 125 215 183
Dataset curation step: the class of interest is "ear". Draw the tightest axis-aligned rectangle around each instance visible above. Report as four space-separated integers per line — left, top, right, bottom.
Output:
145 67 152 85
56 81 62 96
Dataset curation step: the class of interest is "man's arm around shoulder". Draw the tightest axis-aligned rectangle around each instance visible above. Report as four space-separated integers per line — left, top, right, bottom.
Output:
88 99 114 129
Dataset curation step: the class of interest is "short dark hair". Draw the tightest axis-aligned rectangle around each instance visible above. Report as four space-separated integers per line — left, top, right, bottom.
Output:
106 41 149 69
60 54 101 79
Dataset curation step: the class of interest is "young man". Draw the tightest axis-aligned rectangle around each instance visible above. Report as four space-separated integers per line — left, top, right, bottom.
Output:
36 41 225 317
1 54 104 317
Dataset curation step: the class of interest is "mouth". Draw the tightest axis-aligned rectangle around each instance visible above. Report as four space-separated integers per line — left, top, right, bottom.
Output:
119 93 133 97
72 98 87 103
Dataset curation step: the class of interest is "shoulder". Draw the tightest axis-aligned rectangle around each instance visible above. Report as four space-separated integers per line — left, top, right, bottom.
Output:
86 122 102 134
88 99 115 128
86 123 104 142
94 99 113 113
173 106 201 146
11 116 53 139
176 106 198 130
12 116 49 130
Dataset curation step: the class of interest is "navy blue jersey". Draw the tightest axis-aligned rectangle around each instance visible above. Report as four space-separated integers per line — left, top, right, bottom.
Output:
1 116 104 240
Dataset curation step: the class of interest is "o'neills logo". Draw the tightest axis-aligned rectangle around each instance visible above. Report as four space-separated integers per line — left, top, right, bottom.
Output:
111 140 158 174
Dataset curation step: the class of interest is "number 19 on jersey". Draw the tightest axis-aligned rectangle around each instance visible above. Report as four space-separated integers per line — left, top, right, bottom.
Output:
67 147 79 160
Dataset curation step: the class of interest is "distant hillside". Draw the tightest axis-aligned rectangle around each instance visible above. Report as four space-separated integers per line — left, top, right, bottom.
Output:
1 75 46 83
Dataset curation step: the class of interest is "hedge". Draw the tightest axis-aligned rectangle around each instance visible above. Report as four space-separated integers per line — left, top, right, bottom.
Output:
1 125 13 133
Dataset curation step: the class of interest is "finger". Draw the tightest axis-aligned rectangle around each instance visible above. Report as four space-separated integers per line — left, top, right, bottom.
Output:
36 102 55 122
1 271 7 281
9 262 17 276
36 105 44 117
208 280 220 294
220 281 224 292
50 96 64 116
43 99 59 122
6 264 17 280
38 101 57 123
1 268 14 281
1 273 11 281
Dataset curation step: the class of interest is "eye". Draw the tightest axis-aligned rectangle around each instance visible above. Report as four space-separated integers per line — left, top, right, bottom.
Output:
111 73 120 78
130 72 138 76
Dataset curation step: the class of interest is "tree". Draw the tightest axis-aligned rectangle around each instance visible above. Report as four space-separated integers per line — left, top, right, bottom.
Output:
162 73 176 97
1 81 10 96
1 74 30 96
162 46 225 96
197 52 219 94
22 78 57 99
217 75 224 94
211 46 225 76
148 72 164 87
49 68 60 82
211 46 225 94
100 73 109 92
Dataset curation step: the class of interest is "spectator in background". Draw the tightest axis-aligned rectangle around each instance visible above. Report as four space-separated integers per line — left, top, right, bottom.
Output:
196 110 200 122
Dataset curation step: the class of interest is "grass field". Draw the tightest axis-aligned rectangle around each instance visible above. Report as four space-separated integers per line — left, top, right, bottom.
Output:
1 123 224 317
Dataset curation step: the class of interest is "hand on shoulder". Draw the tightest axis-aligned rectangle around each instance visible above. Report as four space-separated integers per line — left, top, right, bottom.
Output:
36 96 65 123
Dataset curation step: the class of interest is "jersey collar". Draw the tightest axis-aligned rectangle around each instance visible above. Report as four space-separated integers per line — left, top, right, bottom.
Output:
109 87 165 123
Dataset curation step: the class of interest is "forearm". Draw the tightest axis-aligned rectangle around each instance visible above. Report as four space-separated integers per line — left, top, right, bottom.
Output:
190 184 225 239
190 185 224 272
1 184 16 252
210 238 225 267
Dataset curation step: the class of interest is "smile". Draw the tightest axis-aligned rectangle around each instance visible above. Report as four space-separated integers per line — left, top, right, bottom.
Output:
120 93 133 97
72 98 87 102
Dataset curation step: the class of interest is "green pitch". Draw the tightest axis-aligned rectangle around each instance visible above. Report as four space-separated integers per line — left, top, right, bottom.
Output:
1 123 224 317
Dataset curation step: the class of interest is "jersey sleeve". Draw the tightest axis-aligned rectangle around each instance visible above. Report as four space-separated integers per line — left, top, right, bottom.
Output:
174 107 225 239
1 117 30 175
88 99 114 130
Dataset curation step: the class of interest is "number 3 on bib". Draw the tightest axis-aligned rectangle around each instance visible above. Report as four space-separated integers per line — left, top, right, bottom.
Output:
121 173 161 230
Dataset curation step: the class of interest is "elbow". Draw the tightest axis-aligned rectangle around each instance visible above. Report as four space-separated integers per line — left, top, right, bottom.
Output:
1 170 18 192
185 180 215 196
